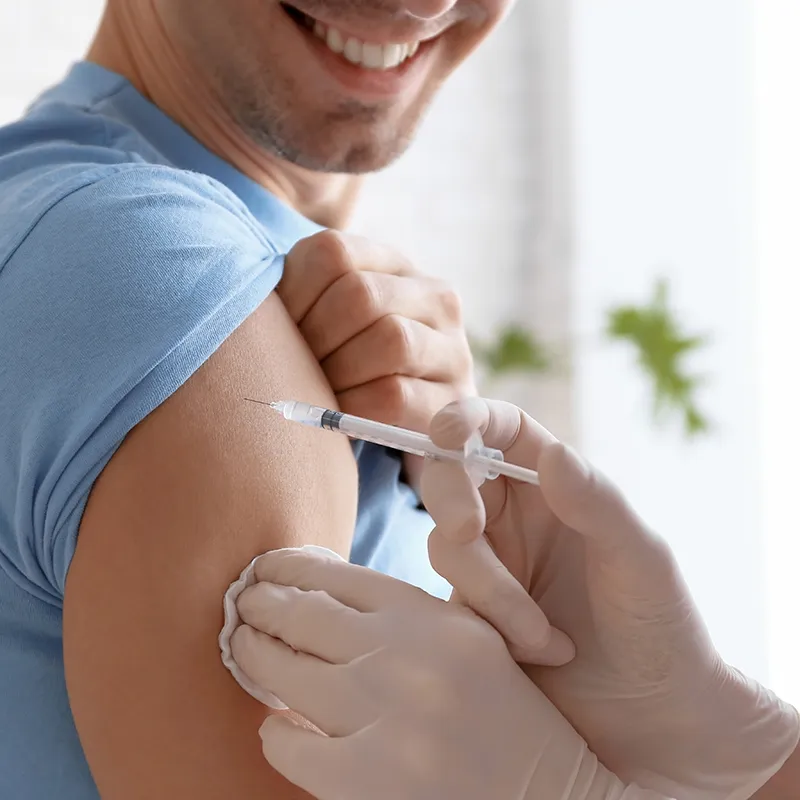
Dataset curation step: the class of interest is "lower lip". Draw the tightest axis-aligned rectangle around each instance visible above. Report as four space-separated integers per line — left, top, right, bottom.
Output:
295 24 433 99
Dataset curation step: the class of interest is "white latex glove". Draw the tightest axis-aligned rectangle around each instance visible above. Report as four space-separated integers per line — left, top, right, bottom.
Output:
230 548 671 800
419 397 800 800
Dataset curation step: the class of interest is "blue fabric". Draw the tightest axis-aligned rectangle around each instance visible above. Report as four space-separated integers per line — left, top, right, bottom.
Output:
0 61 449 799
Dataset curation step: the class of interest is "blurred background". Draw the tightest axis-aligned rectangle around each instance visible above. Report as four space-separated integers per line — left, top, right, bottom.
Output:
2 1 797 703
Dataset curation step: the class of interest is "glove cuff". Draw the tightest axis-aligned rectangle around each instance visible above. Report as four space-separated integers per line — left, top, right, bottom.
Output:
665 666 800 800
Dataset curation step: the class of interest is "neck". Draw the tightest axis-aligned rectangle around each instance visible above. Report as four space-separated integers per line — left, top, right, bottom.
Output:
86 0 363 228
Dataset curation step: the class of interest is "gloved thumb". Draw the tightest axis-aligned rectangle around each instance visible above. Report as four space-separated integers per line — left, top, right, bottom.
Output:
537 441 655 554
259 714 338 798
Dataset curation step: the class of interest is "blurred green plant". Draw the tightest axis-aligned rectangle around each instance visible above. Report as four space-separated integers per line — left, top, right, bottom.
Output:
469 323 551 377
470 278 710 439
606 279 708 436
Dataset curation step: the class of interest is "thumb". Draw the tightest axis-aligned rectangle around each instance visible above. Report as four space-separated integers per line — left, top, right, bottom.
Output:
538 442 653 553
538 443 706 649
259 715 338 797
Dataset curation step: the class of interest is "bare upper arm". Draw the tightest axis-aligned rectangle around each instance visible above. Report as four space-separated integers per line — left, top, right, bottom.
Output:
63 292 358 798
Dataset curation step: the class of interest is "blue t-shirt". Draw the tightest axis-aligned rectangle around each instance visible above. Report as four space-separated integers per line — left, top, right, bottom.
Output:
0 61 449 799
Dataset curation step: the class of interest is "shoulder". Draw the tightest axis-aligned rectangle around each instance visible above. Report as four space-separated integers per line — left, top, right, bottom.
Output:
0 162 285 600
0 160 284 406
20 162 272 267
2 162 281 354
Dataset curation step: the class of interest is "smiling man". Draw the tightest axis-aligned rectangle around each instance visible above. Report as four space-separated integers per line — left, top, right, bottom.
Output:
0 0 511 798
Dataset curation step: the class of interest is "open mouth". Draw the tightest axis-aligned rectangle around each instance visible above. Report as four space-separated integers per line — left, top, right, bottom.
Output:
280 3 422 71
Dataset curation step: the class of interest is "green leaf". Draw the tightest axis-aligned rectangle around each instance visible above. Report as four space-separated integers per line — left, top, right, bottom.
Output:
606 279 710 437
470 324 551 378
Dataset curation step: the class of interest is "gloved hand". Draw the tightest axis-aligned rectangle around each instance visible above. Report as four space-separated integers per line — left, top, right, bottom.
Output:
420 397 800 800
231 548 672 800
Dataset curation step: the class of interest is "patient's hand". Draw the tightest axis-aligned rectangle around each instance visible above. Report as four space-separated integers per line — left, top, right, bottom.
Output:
279 230 476 433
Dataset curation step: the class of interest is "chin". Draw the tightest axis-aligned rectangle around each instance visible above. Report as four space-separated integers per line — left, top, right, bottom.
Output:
242 103 424 174
289 132 416 174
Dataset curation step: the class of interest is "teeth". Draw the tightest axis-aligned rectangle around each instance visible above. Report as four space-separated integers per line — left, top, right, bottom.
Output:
309 19 420 70
326 28 344 54
382 43 404 69
361 43 384 69
343 37 363 64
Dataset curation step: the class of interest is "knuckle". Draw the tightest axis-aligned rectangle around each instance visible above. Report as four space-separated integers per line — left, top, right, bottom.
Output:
252 549 298 583
382 314 415 365
378 375 411 422
396 252 418 276
279 586 316 629
647 531 673 560
454 335 475 378
437 282 463 322
644 530 681 575
266 550 316 586
306 229 354 276
344 271 382 318
230 624 259 662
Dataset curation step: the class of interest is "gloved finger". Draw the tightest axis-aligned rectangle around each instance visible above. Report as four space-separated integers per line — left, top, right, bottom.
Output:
538 441 661 554
429 528 575 665
231 625 369 737
429 396 557 468
537 442 684 607
252 548 434 612
420 457 486 544
237 582 379 664
429 397 556 513
260 715 356 799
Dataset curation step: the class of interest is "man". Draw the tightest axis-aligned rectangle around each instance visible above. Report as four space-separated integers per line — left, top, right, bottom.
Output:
0 0 511 797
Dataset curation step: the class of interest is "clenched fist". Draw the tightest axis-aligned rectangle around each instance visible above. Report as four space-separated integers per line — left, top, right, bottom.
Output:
279 230 476 433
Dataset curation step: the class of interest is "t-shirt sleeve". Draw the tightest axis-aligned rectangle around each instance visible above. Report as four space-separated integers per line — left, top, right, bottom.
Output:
0 164 284 602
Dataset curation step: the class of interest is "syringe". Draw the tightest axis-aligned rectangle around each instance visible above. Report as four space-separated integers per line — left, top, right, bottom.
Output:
245 398 540 486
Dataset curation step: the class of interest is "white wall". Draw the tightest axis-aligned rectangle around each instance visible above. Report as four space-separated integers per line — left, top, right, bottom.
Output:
0 4 104 117
754 4 800 707
571 1 764 679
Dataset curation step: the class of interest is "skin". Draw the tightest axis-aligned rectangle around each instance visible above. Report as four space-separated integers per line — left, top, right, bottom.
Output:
753 746 800 800
64 295 359 799
62 0 510 797
88 0 513 227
